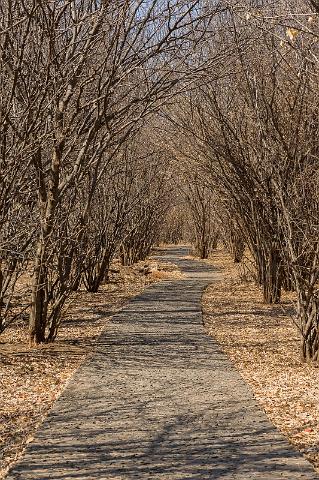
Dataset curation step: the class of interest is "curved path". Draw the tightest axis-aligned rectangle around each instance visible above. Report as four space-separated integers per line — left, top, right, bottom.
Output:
7 247 318 479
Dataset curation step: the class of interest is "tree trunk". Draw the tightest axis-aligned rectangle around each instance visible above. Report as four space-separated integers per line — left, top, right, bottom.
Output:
233 237 245 263
72 275 81 292
86 253 111 293
0 260 4 333
29 240 48 345
254 246 282 304
211 234 218 250
29 140 62 345
297 292 319 362
263 248 282 304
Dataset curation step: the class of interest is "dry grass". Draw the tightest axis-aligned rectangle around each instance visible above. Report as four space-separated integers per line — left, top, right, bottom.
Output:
202 248 319 473
0 258 180 479
148 269 185 281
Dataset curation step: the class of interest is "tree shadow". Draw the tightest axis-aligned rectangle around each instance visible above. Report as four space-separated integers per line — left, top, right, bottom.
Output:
8 403 317 479
7 247 317 479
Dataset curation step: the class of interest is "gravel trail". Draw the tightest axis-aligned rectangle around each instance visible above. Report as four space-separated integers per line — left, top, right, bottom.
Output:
7 246 318 479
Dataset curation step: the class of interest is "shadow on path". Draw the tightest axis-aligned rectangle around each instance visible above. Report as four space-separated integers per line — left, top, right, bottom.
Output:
7 246 318 479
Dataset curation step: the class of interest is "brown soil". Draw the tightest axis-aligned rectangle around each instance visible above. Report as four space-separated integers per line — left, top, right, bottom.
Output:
0 258 181 479
202 248 319 474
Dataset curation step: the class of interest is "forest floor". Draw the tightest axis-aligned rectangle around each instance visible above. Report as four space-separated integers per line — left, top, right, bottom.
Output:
202 248 319 474
2 247 319 478
6 245 316 480
0 257 182 479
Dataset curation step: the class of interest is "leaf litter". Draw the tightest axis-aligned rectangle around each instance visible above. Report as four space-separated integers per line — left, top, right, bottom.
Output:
0 257 181 478
202 248 319 474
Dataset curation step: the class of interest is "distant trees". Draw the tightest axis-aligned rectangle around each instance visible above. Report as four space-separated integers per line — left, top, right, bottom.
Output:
176 169 219 259
120 154 171 266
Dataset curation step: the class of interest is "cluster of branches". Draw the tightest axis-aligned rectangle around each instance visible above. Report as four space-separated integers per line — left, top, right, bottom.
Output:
161 165 220 259
0 0 220 344
3 0 318 364
161 0 319 361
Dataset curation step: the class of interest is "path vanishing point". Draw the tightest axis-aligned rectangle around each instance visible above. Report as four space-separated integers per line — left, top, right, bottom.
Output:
7 246 318 479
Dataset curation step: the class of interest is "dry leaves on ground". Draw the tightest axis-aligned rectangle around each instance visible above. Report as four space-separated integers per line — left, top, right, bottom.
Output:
202 248 319 473
0 257 180 479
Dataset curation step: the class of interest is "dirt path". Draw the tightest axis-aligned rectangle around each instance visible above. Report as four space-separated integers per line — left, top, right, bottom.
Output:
6 247 318 479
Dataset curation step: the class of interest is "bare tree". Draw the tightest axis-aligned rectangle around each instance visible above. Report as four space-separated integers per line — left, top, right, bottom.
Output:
0 0 214 344
159 1 319 363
